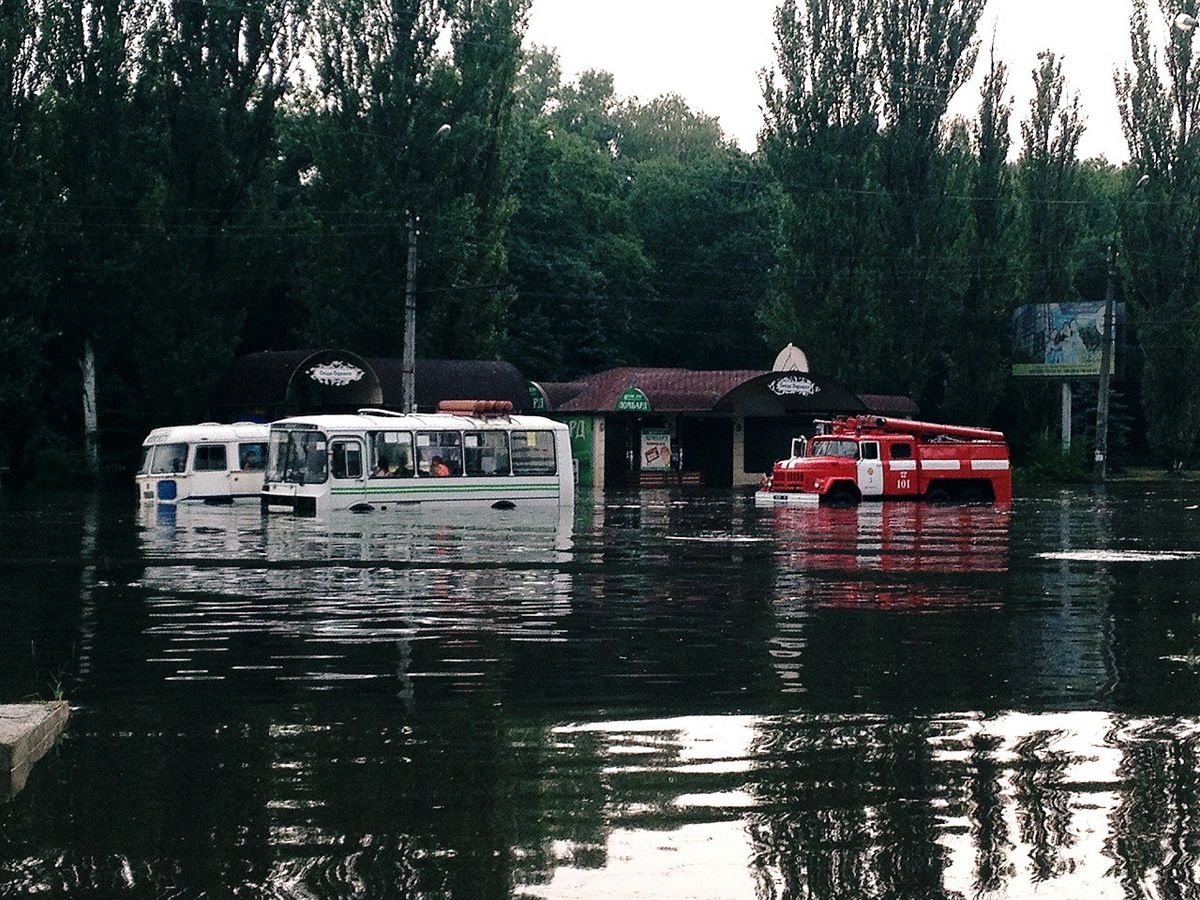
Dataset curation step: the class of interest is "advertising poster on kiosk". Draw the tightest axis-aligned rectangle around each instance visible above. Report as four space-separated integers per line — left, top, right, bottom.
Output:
640 428 672 471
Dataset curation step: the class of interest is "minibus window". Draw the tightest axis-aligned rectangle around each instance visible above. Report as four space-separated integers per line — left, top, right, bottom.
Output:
239 443 267 471
416 431 463 476
137 446 153 475
369 432 414 478
511 431 557 475
268 430 327 484
331 440 363 480
194 444 228 472
150 443 188 474
464 431 510 476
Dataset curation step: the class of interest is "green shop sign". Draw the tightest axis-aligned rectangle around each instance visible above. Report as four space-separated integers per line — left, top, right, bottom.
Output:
615 387 650 412
565 416 595 488
528 382 548 411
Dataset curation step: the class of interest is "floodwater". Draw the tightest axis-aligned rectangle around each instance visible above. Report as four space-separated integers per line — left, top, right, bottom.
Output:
3 486 1200 898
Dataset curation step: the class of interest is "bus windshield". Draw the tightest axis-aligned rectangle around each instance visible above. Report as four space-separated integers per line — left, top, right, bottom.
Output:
268 430 328 484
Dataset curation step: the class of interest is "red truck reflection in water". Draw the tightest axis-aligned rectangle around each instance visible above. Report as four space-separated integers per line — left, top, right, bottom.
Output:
769 502 1010 610
757 416 1012 507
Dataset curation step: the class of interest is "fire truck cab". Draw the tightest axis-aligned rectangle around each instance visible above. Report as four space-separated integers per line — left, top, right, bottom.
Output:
755 416 1012 507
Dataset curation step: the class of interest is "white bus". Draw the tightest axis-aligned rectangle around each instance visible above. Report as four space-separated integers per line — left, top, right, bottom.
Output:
261 405 574 515
137 422 270 503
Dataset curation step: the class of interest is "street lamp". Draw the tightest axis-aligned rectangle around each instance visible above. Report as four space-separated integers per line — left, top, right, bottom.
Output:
401 123 452 414
1093 173 1149 484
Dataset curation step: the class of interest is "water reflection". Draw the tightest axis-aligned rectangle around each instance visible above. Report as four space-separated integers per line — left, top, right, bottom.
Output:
5 486 1200 896
523 711 1200 900
133 502 577 694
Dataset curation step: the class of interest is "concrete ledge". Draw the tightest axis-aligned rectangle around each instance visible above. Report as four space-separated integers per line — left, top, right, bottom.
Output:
0 702 70 802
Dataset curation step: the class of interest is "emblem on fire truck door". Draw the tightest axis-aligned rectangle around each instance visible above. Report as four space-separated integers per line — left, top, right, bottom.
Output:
898 470 910 490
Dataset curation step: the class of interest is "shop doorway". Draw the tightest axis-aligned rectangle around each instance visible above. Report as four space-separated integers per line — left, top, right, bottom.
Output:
680 418 734 487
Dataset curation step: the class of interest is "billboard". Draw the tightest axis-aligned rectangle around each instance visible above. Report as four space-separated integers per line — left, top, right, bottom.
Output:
1012 302 1119 378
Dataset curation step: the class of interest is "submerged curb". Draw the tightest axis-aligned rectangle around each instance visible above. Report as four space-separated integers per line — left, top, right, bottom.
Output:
0 702 69 802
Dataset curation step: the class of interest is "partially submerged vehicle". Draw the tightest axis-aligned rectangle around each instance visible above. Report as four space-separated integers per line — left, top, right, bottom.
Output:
756 416 1012 507
137 422 270 503
261 401 575 515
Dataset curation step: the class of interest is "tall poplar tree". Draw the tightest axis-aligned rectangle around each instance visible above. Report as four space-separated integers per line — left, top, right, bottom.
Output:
1117 0 1200 468
762 0 985 412
760 0 884 386
943 43 1014 422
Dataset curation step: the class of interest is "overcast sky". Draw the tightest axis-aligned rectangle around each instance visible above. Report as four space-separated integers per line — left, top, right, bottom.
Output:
524 0 1159 163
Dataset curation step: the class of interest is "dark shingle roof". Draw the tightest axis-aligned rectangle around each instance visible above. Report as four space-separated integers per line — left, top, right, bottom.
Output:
549 367 768 413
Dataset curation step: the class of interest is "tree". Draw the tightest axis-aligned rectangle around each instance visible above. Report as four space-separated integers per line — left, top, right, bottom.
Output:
942 42 1015 422
761 0 986 411
294 0 528 362
505 59 651 378
0 0 45 473
871 0 986 411
760 0 885 386
1017 51 1085 307
1117 0 1200 469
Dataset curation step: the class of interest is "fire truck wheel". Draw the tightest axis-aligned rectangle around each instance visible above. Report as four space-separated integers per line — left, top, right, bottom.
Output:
926 485 951 504
825 483 859 507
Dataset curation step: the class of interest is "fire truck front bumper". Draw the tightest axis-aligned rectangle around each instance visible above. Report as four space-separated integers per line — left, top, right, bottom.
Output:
754 490 821 507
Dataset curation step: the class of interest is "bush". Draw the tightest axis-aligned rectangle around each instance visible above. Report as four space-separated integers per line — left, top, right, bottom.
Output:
1015 431 1089 484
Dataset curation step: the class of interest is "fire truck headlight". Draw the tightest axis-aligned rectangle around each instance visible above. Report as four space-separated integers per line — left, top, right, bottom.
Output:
813 479 822 490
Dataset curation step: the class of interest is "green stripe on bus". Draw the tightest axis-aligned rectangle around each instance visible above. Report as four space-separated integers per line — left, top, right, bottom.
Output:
329 484 558 495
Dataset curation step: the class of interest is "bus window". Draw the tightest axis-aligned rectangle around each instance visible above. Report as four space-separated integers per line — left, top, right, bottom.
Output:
137 446 153 475
369 431 414 478
511 431 557 475
416 431 462 476
150 443 188 474
194 444 228 472
239 443 267 471
269 430 327 484
464 431 510 476
331 440 363 480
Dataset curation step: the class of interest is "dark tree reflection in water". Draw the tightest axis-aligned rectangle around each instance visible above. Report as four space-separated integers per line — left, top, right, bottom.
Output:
3 486 1200 896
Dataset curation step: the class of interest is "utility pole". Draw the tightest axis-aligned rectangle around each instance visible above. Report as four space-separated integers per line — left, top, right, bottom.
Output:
1093 173 1148 484
81 337 99 479
1093 243 1118 484
398 123 450 415
402 211 418 414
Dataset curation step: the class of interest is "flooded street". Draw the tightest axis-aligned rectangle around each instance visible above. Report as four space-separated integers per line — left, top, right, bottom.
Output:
4 486 1200 897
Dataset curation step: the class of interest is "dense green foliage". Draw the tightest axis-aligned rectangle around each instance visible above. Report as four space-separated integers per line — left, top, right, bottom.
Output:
1 0 1198 479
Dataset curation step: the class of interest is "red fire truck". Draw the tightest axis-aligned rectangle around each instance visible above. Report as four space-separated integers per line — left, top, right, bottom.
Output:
755 416 1012 507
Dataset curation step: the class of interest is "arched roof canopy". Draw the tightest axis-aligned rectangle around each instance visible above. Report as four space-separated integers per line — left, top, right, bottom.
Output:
221 351 531 417
714 372 869 417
